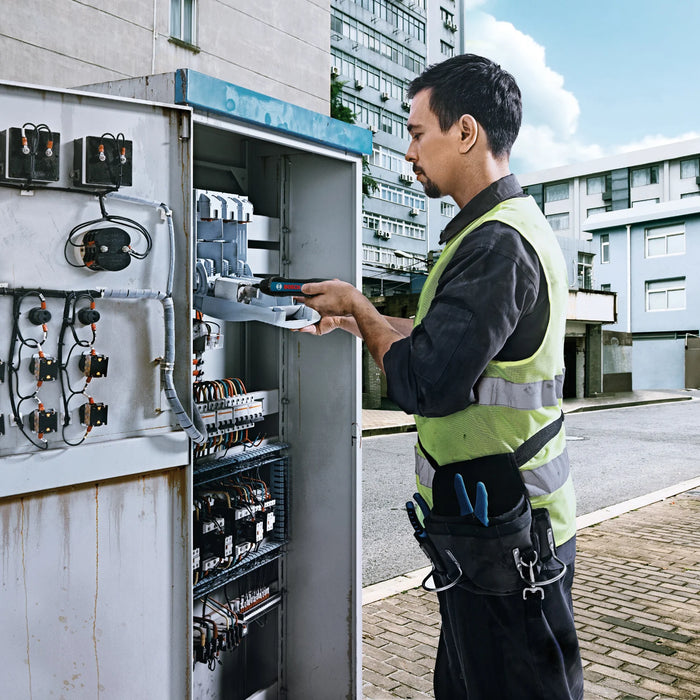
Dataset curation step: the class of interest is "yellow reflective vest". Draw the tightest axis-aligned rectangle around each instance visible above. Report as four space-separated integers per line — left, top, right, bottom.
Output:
414 195 576 546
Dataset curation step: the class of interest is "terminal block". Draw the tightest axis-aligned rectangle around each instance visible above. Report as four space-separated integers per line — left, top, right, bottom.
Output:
196 391 264 436
72 135 133 188
0 126 60 182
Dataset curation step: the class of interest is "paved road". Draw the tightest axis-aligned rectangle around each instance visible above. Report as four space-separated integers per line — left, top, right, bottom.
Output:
362 397 700 586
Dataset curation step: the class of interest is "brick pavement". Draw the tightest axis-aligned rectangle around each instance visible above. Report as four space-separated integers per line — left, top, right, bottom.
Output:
362 489 700 700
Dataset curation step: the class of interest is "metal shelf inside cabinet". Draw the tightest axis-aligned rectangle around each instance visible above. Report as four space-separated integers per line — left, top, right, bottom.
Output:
194 540 285 598
193 442 288 486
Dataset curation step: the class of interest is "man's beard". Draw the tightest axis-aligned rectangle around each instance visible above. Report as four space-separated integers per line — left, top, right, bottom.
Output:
415 169 442 198
422 178 443 198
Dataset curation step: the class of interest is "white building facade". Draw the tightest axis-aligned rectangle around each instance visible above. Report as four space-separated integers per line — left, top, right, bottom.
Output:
522 138 700 392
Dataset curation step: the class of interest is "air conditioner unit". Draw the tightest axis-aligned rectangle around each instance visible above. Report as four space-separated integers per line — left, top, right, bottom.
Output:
399 172 415 184
409 208 419 217
401 100 410 111
354 79 364 90
375 229 391 240
380 92 390 101
602 190 612 202
331 66 340 76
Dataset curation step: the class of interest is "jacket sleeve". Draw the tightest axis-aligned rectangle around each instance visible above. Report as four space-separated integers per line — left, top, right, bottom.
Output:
382 224 542 418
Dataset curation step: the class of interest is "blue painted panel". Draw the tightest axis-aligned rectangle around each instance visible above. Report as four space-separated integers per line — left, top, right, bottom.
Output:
633 338 685 389
175 69 372 155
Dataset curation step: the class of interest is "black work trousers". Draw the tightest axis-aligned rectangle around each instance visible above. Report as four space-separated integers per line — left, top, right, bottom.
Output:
433 537 584 700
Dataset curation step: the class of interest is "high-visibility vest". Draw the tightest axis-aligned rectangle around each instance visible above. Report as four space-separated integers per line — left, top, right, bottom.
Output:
414 195 576 546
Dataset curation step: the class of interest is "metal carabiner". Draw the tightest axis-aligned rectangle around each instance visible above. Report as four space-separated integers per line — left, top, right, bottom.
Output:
421 549 463 593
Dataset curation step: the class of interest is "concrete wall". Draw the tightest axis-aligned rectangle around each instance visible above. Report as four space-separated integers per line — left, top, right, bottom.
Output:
603 331 633 392
0 0 330 114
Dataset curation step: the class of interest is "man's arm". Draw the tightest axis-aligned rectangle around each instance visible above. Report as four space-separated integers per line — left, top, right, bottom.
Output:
297 280 409 372
299 313 413 340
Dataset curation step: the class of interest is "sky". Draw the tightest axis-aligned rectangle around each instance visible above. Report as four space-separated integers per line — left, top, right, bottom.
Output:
462 0 700 174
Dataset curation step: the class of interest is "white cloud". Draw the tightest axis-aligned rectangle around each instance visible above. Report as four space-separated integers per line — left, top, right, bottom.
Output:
464 11 700 173
465 11 587 171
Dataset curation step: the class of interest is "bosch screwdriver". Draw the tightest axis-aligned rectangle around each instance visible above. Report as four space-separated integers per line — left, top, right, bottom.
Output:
255 276 326 297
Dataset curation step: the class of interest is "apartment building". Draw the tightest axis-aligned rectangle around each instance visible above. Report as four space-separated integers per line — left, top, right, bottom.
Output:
521 138 700 392
1 0 330 114
331 0 464 297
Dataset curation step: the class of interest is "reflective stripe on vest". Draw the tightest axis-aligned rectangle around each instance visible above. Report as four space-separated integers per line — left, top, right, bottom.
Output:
476 374 564 410
415 445 570 499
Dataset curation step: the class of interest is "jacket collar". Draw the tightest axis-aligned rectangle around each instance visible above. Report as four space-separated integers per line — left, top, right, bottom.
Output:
439 174 525 245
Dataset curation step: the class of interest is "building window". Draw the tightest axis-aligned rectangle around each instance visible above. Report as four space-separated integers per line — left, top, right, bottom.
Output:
374 183 426 210
362 213 426 240
587 206 610 217
681 191 700 199
680 158 700 179
600 234 610 263
646 278 686 312
332 9 425 73
586 175 606 195
645 224 685 258
630 165 659 187
601 284 611 292
632 198 660 208
544 182 570 202
577 252 593 289
440 201 455 217
440 41 454 57
170 0 196 44
546 212 570 231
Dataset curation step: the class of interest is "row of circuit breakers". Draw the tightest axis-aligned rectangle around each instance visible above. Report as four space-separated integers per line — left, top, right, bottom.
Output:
0 121 292 678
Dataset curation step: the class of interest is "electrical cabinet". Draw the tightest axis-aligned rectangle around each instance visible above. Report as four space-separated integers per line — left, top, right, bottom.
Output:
0 72 369 699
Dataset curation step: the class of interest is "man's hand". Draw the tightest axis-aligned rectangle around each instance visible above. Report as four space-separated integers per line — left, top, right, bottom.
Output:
297 279 362 318
296 316 349 336
295 279 404 372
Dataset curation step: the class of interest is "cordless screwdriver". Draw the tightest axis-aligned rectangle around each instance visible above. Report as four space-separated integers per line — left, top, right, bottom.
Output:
254 276 325 297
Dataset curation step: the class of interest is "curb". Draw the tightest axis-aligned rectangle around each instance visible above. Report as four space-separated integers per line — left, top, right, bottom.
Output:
362 475 700 606
563 395 692 414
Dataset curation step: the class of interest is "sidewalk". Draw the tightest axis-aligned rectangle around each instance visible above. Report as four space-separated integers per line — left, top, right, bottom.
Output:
361 391 700 700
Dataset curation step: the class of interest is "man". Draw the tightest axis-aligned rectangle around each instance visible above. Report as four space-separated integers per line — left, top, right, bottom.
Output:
298 54 583 700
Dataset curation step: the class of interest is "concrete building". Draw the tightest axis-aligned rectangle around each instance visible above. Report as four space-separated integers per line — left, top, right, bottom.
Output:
331 0 465 297
521 138 700 393
1 0 330 114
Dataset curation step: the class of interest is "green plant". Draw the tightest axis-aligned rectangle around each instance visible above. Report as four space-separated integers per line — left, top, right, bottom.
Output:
330 74 379 198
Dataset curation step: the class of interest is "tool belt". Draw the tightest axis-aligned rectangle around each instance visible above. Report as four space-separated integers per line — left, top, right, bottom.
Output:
409 414 567 598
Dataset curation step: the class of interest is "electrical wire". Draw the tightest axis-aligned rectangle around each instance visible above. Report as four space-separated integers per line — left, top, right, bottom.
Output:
64 194 153 269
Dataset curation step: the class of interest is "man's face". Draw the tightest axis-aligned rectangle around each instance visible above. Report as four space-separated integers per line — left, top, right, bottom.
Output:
405 89 462 200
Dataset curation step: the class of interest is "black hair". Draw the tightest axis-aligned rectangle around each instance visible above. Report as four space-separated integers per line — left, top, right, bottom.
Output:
407 54 522 158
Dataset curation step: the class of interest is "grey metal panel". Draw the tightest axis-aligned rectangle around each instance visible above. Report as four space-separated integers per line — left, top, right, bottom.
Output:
282 152 362 697
0 82 192 699
0 468 189 700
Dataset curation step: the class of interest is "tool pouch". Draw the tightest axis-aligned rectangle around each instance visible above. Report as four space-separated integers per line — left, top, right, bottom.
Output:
422 495 539 595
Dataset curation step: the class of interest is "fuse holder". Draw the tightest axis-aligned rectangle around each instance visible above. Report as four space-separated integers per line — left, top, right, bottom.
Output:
28 408 58 435
29 355 57 382
79 401 108 427
79 352 109 378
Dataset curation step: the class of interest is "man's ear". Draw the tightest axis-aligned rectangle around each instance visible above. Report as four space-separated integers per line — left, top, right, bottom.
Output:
458 114 478 154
